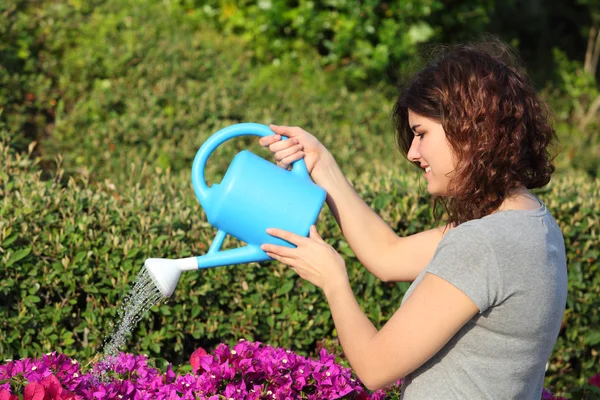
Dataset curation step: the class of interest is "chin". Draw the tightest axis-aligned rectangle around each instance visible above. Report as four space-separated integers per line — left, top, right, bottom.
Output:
426 184 440 196
426 184 448 197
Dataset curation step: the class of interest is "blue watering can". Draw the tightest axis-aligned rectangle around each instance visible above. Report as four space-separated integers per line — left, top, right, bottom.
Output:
145 123 327 296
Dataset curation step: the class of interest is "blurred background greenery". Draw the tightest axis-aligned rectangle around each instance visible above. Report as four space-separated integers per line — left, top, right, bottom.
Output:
1 0 599 397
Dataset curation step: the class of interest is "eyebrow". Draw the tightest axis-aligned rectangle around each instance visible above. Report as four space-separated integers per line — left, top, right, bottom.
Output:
410 124 421 132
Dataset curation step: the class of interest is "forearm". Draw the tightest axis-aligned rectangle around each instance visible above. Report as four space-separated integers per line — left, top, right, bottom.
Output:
323 282 379 388
312 153 400 280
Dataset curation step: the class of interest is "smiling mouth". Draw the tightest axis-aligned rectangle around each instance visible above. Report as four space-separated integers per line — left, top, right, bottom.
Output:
425 167 431 173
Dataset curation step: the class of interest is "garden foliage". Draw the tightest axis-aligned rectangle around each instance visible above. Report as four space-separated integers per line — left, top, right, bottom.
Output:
1 130 599 396
1 0 599 397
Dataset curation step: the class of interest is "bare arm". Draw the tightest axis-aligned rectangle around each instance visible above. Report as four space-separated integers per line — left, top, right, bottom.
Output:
261 226 479 392
324 272 478 390
314 152 448 282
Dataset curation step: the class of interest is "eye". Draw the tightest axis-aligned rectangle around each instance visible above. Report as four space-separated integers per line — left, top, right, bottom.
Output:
414 132 425 140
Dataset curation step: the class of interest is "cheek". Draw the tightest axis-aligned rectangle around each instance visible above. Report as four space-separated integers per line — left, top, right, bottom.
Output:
441 145 457 173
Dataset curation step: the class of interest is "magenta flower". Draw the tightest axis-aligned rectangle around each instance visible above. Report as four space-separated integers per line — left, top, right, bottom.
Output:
0 339 574 399
590 374 600 388
0 389 19 400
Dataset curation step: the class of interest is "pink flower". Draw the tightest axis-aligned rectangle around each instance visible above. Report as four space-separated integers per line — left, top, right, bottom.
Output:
2 341 583 399
40 375 62 399
165 363 176 384
0 389 18 400
23 382 45 400
590 374 600 388
189 347 208 373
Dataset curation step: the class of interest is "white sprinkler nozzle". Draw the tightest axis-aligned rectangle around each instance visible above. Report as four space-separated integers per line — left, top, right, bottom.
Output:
144 257 198 297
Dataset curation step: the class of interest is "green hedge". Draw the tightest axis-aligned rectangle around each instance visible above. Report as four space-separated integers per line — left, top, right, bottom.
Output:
1 132 599 395
2 1 599 397
0 0 103 153
6 0 597 185
40 0 400 188
180 0 448 85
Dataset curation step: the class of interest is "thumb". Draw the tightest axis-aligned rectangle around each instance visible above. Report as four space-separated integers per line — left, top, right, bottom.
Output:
269 124 298 138
309 225 325 242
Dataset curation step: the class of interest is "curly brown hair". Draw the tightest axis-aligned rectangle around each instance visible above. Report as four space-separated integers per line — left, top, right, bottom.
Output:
392 37 559 226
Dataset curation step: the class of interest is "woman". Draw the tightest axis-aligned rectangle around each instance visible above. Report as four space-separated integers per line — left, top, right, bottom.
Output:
258 39 568 399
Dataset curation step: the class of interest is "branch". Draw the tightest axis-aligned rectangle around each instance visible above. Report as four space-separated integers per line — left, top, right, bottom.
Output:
584 23 600 76
578 94 600 131
591 26 600 77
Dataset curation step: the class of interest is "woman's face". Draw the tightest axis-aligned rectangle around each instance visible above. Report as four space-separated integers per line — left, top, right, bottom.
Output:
407 110 456 196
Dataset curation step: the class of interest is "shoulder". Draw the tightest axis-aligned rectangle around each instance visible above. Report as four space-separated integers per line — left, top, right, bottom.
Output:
437 219 494 252
426 221 500 312
440 208 537 248
432 221 497 268
426 219 504 313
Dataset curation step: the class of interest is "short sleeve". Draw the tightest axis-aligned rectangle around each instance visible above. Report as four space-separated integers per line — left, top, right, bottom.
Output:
426 224 500 313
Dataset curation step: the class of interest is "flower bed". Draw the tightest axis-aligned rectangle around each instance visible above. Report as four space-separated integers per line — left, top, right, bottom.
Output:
0 340 597 399
0 340 396 399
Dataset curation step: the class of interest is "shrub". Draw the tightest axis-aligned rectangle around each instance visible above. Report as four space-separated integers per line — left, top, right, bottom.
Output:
2 1 599 397
1 131 599 395
181 0 446 86
41 0 398 187
542 48 600 178
0 0 101 153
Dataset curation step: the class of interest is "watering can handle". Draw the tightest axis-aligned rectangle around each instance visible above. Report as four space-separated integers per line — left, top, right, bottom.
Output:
191 122 310 203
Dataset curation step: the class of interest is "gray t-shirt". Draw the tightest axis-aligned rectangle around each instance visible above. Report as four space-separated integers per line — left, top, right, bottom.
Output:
400 202 567 400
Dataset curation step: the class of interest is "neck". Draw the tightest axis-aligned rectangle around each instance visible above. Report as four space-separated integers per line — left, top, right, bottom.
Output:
496 186 541 212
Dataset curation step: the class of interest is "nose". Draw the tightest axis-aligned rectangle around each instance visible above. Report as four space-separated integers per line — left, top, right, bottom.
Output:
407 136 421 163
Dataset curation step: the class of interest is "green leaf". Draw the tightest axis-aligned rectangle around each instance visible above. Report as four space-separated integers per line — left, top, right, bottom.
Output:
25 295 41 304
338 240 354 257
191 306 201 319
583 330 600 346
159 305 171 315
126 248 140 259
2 234 17 247
74 251 87 264
150 343 161 353
406 22 434 45
277 281 294 296
6 247 31 267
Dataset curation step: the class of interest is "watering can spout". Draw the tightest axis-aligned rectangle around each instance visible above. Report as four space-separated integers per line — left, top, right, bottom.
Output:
145 245 270 297
195 228 270 269
197 244 270 269
145 257 198 297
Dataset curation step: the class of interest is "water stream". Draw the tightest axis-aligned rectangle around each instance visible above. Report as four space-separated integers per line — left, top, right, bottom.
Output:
102 266 166 360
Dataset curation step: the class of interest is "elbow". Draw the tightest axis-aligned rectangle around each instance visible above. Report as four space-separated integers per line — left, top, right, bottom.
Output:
377 272 393 283
359 374 392 392
373 269 395 283
352 360 379 391
362 379 383 392
356 367 407 392
359 260 391 282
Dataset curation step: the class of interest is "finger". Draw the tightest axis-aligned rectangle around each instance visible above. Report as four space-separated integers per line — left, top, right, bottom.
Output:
259 134 281 147
268 137 299 155
273 144 303 163
277 151 304 169
309 225 325 243
264 251 298 269
266 228 306 245
269 124 302 138
260 243 296 258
